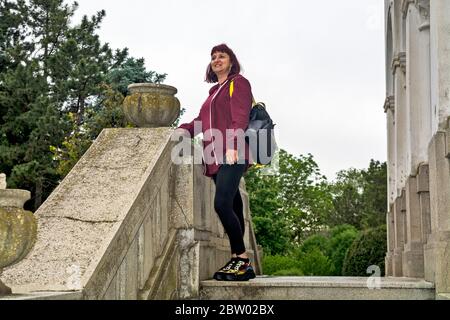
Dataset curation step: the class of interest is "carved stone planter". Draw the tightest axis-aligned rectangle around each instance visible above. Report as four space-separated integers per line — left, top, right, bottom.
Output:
122 83 181 127
0 174 37 296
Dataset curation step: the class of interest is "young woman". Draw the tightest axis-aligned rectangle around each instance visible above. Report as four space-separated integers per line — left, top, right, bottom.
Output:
175 43 256 281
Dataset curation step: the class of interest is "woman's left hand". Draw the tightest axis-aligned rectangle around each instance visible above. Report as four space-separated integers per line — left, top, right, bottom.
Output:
225 149 238 164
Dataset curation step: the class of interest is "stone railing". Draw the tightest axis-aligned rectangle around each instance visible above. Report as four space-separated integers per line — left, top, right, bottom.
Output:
0 128 261 300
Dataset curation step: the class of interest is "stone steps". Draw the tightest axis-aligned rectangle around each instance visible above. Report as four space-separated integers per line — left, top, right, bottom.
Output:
200 276 435 300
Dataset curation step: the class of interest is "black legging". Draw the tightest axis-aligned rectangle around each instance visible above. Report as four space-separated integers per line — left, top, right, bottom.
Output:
212 162 247 255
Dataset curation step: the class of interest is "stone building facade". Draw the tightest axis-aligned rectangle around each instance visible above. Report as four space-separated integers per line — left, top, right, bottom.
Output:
384 0 450 294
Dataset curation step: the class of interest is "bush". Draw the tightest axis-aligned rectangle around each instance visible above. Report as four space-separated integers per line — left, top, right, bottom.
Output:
293 224 358 276
262 255 302 275
252 217 292 256
328 225 359 275
273 268 304 276
298 247 335 276
342 225 387 276
297 233 330 256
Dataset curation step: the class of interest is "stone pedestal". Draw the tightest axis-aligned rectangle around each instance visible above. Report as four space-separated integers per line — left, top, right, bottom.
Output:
392 192 406 276
385 252 393 277
385 206 395 276
402 176 425 277
402 241 425 278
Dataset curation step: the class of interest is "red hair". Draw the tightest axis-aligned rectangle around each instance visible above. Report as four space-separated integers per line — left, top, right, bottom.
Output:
205 43 241 83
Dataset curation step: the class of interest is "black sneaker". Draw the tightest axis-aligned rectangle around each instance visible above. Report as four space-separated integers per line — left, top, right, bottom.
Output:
213 258 238 281
224 258 256 281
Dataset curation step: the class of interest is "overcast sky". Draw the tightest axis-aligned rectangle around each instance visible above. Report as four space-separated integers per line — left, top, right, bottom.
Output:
72 0 386 181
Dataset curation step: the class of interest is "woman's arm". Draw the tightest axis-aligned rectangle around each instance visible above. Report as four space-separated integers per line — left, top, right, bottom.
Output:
176 111 201 138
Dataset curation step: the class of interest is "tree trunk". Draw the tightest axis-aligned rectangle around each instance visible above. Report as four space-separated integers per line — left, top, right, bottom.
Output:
34 179 43 210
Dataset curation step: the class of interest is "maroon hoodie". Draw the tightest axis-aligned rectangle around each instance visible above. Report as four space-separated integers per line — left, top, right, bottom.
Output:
177 73 254 177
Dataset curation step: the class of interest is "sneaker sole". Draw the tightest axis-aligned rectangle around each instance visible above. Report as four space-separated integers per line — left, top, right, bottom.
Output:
213 273 224 281
224 271 256 282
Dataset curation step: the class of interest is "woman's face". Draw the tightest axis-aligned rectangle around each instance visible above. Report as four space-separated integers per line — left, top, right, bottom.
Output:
211 51 232 75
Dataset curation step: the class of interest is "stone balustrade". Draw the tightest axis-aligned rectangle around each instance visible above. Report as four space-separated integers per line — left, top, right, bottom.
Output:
0 128 261 299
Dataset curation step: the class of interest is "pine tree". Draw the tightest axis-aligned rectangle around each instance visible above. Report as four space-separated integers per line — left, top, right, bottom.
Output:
0 0 167 210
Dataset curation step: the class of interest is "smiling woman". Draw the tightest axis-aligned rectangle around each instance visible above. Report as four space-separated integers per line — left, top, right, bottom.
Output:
174 43 256 282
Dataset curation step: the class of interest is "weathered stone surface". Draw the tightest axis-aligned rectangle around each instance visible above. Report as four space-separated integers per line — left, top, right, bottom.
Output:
1 291 83 300
200 276 435 300
1 127 263 300
0 190 30 208
0 207 37 269
2 128 173 293
0 173 6 190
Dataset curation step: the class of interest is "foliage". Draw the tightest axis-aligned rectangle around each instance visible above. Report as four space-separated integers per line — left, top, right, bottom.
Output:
297 233 330 256
106 57 166 96
0 0 166 210
272 268 304 276
342 225 387 276
328 225 359 275
245 149 333 255
298 247 335 276
294 224 358 276
262 254 302 275
328 160 387 229
262 224 358 276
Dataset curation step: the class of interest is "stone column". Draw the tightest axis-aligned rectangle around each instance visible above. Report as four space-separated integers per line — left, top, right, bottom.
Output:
393 52 408 198
391 46 408 277
405 1 432 172
384 96 396 276
399 0 431 279
430 0 450 134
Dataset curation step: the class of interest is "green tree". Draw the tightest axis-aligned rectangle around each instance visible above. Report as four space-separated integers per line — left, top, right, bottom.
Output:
293 224 358 276
328 160 387 230
328 224 359 275
51 57 169 178
245 149 333 254
244 164 290 255
0 0 166 210
106 57 166 96
342 225 387 276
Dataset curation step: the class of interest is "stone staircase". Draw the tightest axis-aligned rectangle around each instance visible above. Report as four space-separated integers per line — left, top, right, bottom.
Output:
199 276 435 300
0 128 440 300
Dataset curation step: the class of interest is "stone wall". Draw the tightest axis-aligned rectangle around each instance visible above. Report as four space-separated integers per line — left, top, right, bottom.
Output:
384 0 450 295
1 128 261 300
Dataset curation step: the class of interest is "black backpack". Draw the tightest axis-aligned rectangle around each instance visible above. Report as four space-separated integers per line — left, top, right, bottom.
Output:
246 101 277 166
230 79 277 166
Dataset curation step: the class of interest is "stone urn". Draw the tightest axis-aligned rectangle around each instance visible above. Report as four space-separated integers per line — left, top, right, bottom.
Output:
122 83 181 127
0 173 37 296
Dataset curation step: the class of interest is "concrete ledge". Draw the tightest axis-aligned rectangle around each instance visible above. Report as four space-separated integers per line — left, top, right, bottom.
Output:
200 276 435 300
437 293 450 300
1 291 82 300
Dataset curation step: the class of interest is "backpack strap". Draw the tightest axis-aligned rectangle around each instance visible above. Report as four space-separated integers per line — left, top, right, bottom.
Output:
230 79 257 106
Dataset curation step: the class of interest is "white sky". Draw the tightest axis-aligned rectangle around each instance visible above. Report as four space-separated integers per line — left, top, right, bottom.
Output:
72 0 386 181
